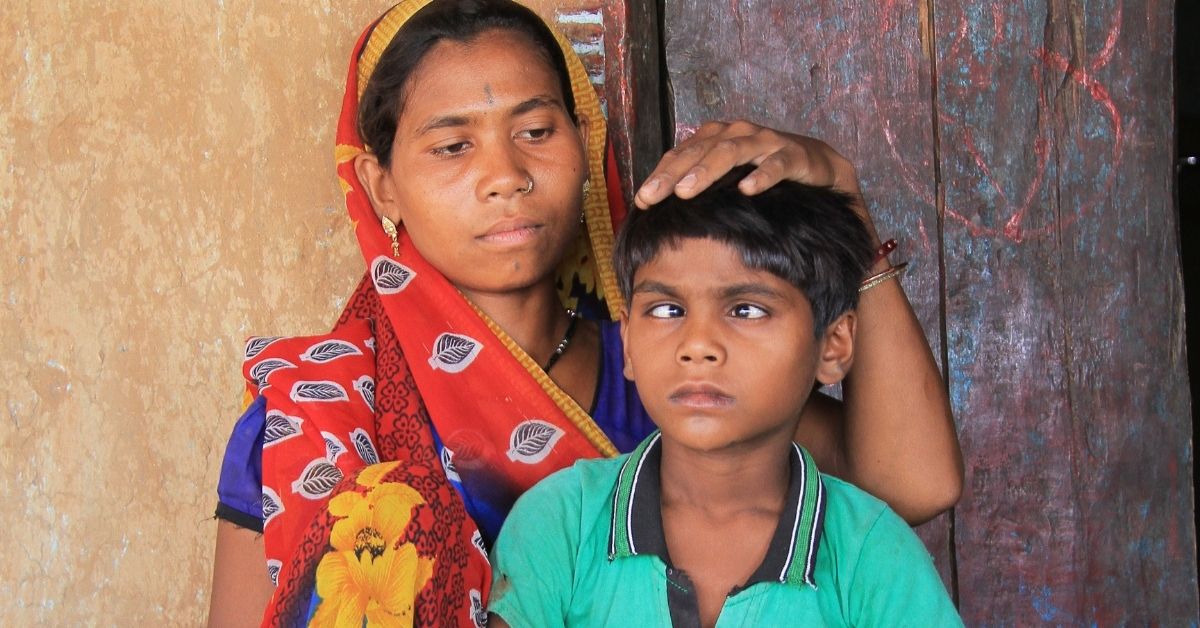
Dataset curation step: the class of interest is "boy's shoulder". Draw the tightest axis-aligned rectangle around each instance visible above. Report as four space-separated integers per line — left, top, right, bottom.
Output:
820 473 891 523
509 453 628 516
817 472 912 553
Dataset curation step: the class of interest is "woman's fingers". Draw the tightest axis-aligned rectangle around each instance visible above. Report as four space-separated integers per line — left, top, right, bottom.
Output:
634 121 731 208
633 120 848 209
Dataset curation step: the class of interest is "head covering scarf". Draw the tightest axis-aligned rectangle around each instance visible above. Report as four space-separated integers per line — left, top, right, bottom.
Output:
241 1 629 625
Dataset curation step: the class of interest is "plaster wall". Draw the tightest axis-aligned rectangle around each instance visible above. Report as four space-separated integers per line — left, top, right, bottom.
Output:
0 1 598 623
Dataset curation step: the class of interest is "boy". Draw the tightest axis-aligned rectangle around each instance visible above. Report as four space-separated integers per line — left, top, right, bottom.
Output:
488 167 961 627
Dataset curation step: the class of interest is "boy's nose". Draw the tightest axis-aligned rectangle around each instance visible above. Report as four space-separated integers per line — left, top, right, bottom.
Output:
675 319 725 365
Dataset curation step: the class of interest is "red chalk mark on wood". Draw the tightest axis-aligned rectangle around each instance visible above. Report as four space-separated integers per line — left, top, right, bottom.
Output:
880 4 1125 243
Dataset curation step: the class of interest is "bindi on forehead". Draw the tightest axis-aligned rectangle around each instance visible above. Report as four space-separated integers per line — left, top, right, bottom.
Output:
484 84 495 106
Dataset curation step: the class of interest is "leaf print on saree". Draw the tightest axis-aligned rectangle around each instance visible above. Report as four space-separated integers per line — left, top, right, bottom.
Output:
428 332 483 373
469 589 486 628
290 381 349 403
371 256 416 294
263 410 303 448
440 446 461 483
266 559 282 587
506 419 564 464
300 339 363 363
244 336 282 361
353 375 375 411
351 427 379 466
322 431 348 463
249 358 296 389
291 458 344 499
262 486 284 526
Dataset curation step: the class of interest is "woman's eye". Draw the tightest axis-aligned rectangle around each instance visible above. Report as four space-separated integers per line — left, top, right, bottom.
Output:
432 141 470 156
518 127 554 141
648 303 683 319
730 304 767 319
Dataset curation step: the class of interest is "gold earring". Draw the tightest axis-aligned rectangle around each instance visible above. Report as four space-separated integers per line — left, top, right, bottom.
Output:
381 215 399 257
582 179 591 201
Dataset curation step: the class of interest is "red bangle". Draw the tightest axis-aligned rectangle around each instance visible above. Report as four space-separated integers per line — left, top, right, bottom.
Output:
871 239 897 265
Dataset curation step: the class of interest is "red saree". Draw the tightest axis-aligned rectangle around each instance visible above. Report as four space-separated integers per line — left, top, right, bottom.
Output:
240 1 629 625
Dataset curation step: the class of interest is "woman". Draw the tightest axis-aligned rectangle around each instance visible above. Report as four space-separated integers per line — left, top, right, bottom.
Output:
208 1 962 625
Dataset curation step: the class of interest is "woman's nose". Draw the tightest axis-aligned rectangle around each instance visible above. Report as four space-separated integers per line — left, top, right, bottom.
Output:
478 141 531 201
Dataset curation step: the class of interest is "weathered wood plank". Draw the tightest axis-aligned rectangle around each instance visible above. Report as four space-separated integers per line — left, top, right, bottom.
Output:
523 0 660 206
932 0 1196 622
662 0 954 584
601 0 663 202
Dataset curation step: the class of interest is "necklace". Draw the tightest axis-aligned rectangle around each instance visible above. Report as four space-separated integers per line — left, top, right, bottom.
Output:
543 309 579 373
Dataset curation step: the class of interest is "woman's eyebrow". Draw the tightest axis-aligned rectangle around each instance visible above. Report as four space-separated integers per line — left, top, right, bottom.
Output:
412 96 563 137
414 114 471 136
511 95 563 116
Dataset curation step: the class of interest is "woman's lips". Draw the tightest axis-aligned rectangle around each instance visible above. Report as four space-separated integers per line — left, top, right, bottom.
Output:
478 219 542 245
669 383 734 408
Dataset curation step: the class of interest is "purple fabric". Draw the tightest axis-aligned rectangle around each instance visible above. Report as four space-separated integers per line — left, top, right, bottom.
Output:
215 395 267 528
214 319 655 529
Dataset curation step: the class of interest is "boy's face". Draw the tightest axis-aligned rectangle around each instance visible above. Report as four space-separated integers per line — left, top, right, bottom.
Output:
620 237 854 454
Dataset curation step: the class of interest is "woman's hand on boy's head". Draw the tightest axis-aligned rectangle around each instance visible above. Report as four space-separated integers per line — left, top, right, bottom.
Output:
636 122 854 200
634 121 881 246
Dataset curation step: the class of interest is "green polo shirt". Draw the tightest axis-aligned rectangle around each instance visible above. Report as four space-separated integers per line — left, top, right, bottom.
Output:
490 432 961 627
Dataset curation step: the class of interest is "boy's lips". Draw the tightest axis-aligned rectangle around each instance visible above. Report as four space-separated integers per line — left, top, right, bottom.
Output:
668 383 734 408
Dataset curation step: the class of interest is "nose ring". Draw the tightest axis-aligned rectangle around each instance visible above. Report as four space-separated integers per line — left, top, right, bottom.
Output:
519 177 534 194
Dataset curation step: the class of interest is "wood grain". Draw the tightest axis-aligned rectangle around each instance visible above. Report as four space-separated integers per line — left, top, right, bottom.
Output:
661 0 1197 622
933 0 1195 622
663 0 954 586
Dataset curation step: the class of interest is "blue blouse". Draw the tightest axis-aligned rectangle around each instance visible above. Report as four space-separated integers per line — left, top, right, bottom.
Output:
215 319 655 534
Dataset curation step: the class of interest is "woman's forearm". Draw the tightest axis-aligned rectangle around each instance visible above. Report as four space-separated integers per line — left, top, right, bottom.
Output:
208 520 273 628
839 275 963 525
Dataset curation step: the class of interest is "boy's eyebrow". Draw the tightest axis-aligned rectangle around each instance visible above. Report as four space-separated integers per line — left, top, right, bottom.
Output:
719 283 787 300
414 96 563 136
631 281 785 301
630 280 680 297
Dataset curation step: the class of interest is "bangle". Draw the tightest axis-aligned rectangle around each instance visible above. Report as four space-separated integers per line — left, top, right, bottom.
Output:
859 262 908 293
871 239 897 265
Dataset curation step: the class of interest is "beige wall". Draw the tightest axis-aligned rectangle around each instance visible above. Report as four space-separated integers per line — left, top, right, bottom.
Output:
0 1 601 623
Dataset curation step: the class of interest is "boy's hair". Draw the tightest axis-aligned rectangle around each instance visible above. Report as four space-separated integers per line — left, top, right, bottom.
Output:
613 165 873 335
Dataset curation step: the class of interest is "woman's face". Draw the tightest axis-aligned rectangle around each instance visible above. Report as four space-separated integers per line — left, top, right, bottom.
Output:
361 29 589 299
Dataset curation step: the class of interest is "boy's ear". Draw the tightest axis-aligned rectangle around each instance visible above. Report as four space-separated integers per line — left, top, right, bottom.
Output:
618 310 634 381
354 152 403 226
814 311 856 386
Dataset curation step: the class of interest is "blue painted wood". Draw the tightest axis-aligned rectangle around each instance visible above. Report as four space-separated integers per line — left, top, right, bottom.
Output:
661 0 954 585
661 0 1197 622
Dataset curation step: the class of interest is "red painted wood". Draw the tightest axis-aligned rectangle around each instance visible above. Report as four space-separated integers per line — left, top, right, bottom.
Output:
661 0 955 586
526 0 660 205
933 0 1195 622
661 0 1197 622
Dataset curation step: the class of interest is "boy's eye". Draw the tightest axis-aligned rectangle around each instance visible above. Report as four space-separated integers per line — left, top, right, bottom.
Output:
648 303 684 318
730 303 767 319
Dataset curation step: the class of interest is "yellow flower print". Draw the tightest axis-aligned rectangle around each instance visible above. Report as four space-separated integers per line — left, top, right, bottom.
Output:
356 461 400 489
312 542 435 627
327 480 424 554
312 468 436 627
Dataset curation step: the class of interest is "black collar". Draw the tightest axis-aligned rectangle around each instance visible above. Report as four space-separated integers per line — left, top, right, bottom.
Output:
607 432 827 588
